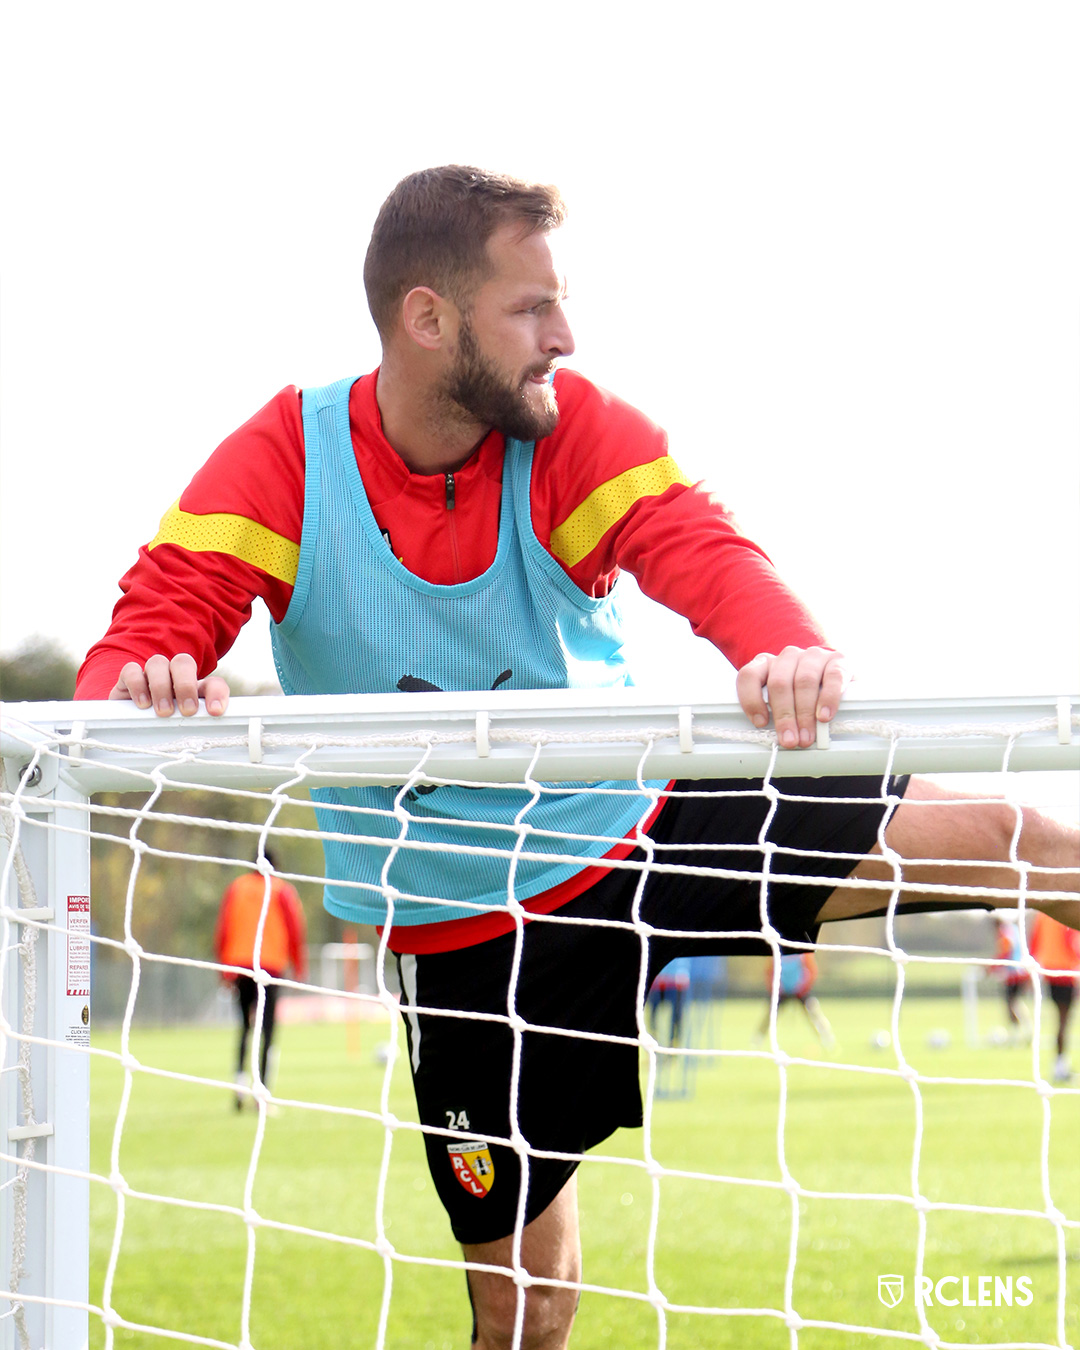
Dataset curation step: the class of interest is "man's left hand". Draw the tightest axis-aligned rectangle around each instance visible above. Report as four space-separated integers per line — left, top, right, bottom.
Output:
735 646 851 748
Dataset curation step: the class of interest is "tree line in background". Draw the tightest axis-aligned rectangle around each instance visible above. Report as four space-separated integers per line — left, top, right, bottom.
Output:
0 635 78 701
89 785 352 1021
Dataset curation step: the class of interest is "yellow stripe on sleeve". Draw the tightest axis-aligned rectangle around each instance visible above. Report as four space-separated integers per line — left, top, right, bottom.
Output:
549 458 691 568
148 500 300 585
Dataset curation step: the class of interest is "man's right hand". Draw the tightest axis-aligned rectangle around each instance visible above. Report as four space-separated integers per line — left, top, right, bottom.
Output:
109 653 230 717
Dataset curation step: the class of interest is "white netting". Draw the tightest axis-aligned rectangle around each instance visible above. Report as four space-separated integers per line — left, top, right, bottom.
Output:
1 694 1077 1350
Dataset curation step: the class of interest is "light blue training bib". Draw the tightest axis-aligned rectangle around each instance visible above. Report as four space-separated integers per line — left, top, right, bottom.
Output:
270 377 664 927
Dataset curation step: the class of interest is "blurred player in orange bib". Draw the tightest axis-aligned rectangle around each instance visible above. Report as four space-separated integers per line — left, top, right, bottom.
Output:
214 850 308 1107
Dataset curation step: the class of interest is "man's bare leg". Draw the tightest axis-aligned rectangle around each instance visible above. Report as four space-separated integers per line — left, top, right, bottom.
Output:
815 778 1080 928
463 1175 581 1350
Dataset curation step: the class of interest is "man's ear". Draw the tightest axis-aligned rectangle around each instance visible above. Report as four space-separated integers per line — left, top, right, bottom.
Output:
401 286 454 352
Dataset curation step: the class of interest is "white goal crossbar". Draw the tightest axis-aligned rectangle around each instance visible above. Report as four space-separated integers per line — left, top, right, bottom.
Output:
3 691 1076 798
1 690 1077 1350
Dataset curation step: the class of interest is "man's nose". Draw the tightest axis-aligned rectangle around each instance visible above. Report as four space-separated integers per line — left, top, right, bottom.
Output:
543 305 575 358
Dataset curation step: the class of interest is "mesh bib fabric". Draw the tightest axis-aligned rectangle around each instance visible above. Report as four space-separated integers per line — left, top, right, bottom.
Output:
270 377 664 927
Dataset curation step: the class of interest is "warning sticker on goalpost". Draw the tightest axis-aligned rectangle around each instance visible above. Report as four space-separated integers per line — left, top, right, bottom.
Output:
447 1140 494 1197
67 895 91 998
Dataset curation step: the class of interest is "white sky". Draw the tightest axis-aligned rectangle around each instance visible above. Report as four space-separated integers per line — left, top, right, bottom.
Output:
2 1 1078 707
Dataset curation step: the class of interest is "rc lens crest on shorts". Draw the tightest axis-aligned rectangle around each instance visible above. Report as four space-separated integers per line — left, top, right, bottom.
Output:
448 1140 494 1197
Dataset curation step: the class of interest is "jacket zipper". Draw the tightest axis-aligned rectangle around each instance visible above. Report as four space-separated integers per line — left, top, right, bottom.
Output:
445 472 462 583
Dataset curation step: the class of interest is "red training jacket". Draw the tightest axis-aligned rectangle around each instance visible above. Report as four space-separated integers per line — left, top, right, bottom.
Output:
76 368 826 696
78 367 830 953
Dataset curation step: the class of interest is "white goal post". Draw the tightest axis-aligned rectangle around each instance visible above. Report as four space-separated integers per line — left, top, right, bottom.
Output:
1 689 1077 1350
1 764 90 1350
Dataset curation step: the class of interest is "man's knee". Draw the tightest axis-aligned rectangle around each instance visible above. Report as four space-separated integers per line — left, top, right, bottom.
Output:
469 1272 579 1350
465 1178 582 1350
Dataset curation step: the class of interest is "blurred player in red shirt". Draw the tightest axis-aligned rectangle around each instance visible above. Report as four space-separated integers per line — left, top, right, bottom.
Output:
991 914 1032 1044
214 850 307 1107
755 951 836 1050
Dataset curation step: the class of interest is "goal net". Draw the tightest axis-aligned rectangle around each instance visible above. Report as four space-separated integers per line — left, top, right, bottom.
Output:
1 690 1077 1350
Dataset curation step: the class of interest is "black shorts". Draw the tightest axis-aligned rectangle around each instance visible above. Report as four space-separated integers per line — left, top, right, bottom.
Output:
1047 981 1076 1014
397 773 906 1245
235 973 281 1026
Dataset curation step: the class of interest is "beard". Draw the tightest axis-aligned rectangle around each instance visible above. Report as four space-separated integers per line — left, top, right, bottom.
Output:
442 319 560 442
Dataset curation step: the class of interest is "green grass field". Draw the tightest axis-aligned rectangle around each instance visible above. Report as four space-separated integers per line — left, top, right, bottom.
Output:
89 997 1078 1349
